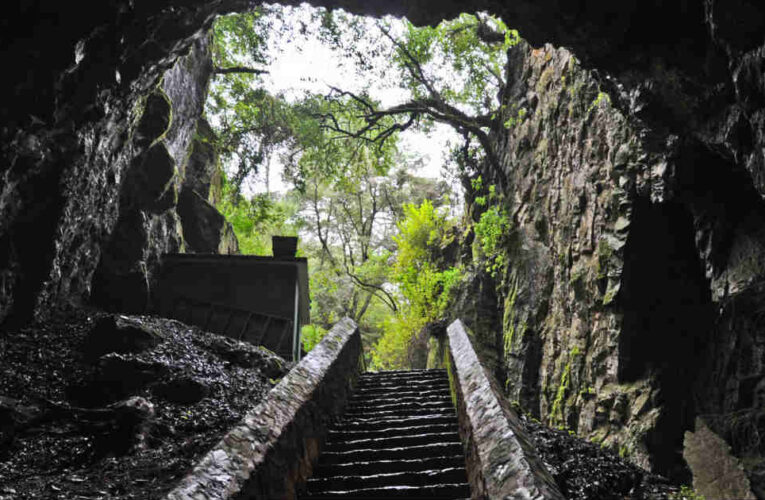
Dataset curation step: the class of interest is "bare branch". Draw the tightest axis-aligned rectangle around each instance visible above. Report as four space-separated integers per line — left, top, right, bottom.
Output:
345 271 399 312
214 66 269 75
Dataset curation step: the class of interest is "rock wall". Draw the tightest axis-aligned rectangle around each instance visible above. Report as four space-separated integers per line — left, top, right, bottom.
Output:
461 28 765 492
91 34 238 313
0 0 479 326
0 1 256 325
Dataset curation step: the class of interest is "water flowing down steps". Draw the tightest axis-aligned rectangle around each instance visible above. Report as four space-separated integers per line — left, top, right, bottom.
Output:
301 369 471 499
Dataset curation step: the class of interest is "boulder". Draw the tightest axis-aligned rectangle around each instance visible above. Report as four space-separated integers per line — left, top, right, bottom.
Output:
83 315 163 360
177 189 238 254
684 418 756 500
204 335 287 379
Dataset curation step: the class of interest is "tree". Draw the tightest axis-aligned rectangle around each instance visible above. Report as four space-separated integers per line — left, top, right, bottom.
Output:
370 200 462 370
205 6 506 359
316 11 518 172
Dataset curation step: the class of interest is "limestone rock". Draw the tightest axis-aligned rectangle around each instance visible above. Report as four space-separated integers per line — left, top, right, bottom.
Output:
182 118 219 201
684 418 756 500
177 189 238 254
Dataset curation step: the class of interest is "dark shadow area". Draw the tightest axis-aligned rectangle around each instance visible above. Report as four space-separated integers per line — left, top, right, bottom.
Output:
618 197 713 482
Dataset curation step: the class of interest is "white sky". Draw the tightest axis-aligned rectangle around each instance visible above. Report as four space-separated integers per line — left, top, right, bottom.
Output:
236 5 461 195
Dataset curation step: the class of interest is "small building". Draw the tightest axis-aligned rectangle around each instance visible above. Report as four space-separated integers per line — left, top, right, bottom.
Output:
153 238 309 361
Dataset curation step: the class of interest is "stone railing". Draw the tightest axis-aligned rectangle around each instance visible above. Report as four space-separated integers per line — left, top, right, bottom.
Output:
165 317 361 500
446 319 565 500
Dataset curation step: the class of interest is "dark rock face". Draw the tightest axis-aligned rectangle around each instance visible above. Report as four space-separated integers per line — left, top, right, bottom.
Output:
0 2 248 325
461 12 765 492
177 189 239 254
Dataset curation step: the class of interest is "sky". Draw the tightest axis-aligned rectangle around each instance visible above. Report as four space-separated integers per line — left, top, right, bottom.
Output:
232 4 462 195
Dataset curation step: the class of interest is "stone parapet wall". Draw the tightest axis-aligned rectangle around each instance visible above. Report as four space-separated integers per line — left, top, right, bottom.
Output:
165 317 361 500
446 319 564 500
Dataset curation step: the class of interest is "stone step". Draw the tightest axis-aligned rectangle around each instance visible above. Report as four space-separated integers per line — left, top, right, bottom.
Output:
307 467 468 492
342 405 454 420
348 392 451 407
302 369 470 499
345 399 453 414
303 482 471 498
353 380 449 396
328 422 458 442
360 369 446 378
358 374 447 385
350 387 449 401
318 442 464 465
311 456 467 478
336 413 458 431
357 373 447 385
324 432 460 452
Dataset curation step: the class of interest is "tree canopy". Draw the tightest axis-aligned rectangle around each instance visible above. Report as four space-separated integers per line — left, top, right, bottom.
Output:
208 4 513 367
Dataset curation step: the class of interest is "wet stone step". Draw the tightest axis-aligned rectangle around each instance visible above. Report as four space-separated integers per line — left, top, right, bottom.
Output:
303 482 471 499
336 413 458 431
324 432 460 452
342 406 455 420
345 399 453 413
302 370 470 499
311 456 468 478
358 375 448 385
353 382 450 396
349 393 452 406
357 375 448 385
318 442 464 465
307 467 468 492
350 388 450 401
360 369 446 378
328 422 459 442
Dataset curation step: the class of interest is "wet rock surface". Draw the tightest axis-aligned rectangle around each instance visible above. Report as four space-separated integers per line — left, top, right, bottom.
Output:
0 306 287 499
522 415 681 500
302 369 471 499
167 317 360 500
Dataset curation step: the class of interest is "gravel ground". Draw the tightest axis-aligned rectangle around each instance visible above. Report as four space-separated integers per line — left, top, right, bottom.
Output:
0 306 289 500
522 415 686 499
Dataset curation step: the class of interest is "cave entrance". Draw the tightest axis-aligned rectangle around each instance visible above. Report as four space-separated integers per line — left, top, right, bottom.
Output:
618 196 713 480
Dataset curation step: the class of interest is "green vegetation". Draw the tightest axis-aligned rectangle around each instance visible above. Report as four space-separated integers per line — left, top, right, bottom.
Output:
550 346 582 427
669 486 705 500
370 201 463 370
472 178 511 278
588 91 611 113
207 5 517 366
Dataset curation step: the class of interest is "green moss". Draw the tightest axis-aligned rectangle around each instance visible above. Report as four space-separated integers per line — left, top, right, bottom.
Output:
602 283 620 305
444 342 458 409
587 91 611 113
569 263 587 286
668 485 705 500
503 106 527 129
536 66 555 93
550 346 584 427
503 277 526 360
595 238 614 279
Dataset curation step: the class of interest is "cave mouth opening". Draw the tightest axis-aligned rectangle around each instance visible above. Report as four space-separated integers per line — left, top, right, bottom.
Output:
618 196 713 481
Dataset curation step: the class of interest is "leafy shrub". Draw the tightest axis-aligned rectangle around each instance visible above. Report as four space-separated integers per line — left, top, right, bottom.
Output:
370 200 462 370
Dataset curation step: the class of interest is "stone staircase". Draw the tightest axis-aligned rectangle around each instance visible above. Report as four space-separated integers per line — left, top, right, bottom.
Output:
301 369 471 499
